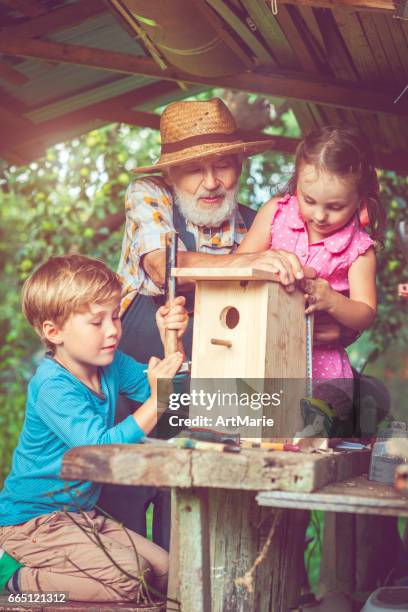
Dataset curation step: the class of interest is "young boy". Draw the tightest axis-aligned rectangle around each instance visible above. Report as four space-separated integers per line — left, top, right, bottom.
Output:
0 254 188 602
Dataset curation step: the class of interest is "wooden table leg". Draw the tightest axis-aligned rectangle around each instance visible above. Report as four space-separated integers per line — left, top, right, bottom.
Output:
319 512 356 597
176 488 212 612
175 488 308 612
320 512 403 598
167 489 180 612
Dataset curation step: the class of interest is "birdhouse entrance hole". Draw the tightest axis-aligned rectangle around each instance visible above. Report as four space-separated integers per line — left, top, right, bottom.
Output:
220 306 240 329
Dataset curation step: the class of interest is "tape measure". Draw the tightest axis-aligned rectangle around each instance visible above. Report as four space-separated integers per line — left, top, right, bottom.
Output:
305 314 313 397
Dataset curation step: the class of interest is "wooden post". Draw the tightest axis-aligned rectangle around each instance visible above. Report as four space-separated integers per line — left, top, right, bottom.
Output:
167 490 180 612
174 488 308 611
176 489 211 612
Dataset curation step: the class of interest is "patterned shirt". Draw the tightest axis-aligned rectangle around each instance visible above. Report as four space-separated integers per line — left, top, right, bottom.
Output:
117 177 247 315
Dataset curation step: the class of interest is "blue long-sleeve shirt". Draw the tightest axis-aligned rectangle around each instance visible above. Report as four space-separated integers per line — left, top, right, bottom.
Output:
0 351 150 526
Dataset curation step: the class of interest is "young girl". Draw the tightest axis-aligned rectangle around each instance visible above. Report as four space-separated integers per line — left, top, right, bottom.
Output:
238 126 385 431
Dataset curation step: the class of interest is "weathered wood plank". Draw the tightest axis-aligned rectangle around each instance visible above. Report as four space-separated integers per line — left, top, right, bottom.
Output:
240 0 301 69
319 511 404 597
191 449 370 492
296 5 326 58
358 12 397 86
172 267 279 281
316 103 342 125
257 474 408 516
291 101 317 133
177 489 211 612
61 446 370 493
0 61 28 85
0 0 45 17
319 512 356 596
204 0 276 66
306 101 324 127
1 37 406 116
282 0 396 12
61 445 192 488
332 8 379 83
205 490 307 611
209 489 264 611
372 14 408 85
0 0 106 41
167 490 180 612
391 20 408 77
313 8 360 81
275 4 321 73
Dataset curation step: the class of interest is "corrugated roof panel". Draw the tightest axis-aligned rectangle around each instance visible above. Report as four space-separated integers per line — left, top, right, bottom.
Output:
25 75 157 123
48 12 142 53
0 14 146 108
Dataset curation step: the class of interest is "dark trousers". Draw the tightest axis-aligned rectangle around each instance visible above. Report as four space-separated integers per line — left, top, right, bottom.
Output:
98 293 194 551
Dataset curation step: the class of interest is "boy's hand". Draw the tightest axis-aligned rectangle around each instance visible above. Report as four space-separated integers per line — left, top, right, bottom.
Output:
156 295 188 341
147 352 184 404
300 278 337 314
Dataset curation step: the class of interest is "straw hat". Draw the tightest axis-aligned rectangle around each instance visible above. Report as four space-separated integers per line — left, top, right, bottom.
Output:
132 97 275 174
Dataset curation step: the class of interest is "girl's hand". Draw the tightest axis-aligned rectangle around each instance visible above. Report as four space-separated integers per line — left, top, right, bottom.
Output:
156 296 188 340
300 278 337 314
147 352 184 401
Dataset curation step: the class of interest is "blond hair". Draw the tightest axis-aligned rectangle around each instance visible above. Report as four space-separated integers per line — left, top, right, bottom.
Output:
22 254 121 350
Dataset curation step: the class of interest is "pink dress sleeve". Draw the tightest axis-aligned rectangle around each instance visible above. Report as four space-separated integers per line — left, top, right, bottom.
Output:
347 227 375 267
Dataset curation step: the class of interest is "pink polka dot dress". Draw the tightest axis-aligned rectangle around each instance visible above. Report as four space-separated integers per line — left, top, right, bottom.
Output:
270 194 374 403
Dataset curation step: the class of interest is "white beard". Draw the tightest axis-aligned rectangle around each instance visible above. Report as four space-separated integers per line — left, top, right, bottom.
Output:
173 184 239 228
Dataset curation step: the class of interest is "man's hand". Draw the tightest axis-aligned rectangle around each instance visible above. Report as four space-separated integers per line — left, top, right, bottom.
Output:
143 248 317 294
156 296 188 343
246 249 311 292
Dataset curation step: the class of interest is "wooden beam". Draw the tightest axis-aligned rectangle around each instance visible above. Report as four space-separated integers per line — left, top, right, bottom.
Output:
0 60 28 85
1 88 406 174
281 0 397 13
0 98 32 131
61 445 370 492
96 107 160 129
0 37 406 117
190 0 254 68
275 4 322 73
0 0 107 41
0 81 178 160
0 0 45 17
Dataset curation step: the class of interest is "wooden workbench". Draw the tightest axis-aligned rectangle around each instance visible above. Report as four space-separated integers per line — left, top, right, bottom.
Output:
61 445 369 612
257 474 408 516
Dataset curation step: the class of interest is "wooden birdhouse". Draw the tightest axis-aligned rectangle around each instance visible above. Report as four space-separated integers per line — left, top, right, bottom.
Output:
173 267 307 440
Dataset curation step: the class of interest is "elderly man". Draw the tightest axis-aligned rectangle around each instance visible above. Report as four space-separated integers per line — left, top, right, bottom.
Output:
99 97 347 549
116 98 306 363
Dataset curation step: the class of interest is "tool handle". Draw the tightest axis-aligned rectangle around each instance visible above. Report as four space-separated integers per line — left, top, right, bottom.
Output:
164 232 179 356
165 329 179 357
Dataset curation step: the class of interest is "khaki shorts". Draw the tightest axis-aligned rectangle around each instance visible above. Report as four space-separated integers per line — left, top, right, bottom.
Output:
0 509 168 602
